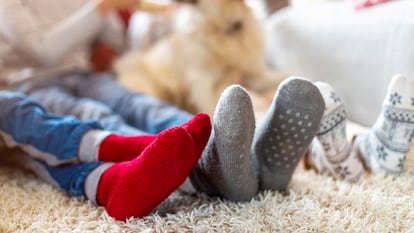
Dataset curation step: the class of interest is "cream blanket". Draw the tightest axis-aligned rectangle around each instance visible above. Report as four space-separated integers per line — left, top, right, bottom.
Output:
1 122 414 232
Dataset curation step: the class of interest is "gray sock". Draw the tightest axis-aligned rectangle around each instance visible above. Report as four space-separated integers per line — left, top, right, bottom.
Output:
189 85 258 201
252 77 325 191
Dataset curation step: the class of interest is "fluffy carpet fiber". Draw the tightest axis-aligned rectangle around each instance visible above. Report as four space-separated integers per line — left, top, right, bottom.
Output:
1 123 414 233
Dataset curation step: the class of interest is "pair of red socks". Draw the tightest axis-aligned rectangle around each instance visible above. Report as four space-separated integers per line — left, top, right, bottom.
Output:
96 113 211 220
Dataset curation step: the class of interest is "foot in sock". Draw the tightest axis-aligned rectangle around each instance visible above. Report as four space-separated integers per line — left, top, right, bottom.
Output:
252 77 325 191
351 74 414 174
189 85 258 202
79 113 211 163
309 82 364 182
304 138 334 174
95 119 211 220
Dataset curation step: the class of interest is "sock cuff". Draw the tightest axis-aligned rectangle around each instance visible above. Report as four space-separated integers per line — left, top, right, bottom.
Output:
318 105 347 135
84 163 113 205
79 130 112 162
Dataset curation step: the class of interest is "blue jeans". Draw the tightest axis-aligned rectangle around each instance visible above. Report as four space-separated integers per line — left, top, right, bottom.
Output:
6 71 194 197
21 72 193 135
0 90 104 197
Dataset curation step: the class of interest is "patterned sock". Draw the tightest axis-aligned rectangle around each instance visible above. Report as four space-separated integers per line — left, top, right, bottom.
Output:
96 113 210 162
189 85 258 202
96 120 211 220
351 74 414 174
252 77 325 191
304 138 334 174
311 82 364 182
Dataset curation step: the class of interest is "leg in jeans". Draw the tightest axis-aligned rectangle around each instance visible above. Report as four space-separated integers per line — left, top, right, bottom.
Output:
0 90 107 205
24 85 145 136
0 90 212 220
18 115 211 220
0 90 103 165
74 73 193 134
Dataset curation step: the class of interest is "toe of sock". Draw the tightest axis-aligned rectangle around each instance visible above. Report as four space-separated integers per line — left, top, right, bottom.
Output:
214 84 255 135
183 113 212 154
215 85 252 113
278 77 325 112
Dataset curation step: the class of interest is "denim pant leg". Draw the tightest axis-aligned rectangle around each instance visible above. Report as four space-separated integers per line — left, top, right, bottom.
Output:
28 155 104 198
75 74 194 134
27 86 146 135
0 90 102 165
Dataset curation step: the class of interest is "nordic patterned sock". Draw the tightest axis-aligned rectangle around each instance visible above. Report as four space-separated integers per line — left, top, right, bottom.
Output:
189 85 258 202
351 74 414 174
252 77 325 191
95 121 211 220
79 113 211 163
304 138 334 174
312 82 364 182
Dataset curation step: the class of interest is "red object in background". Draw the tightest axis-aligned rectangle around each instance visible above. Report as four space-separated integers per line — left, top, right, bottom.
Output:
118 8 133 29
90 41 119 72
353 0 392 9
89 8 133 72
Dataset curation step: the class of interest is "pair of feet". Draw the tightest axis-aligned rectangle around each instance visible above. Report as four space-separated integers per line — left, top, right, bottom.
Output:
90 113 212 221
95 74 414 221
92 77 327 220
306 74 414 182
188 77 326 201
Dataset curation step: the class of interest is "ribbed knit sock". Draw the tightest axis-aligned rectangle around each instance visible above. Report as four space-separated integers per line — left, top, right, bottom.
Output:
252 77 325 191
311 82 364 182
96 113 210 162
96 117 211 220
189 85 258 202
351 74 414 174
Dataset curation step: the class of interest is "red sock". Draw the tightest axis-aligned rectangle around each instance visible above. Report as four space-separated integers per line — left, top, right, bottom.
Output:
96 114 211 220
98 113 212 162
181 113 212 155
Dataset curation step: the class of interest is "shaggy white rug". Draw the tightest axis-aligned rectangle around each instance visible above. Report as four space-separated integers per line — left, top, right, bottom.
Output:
1 123 414 233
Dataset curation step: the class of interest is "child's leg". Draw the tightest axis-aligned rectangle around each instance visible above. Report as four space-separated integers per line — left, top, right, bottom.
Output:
0 90 210 165
94 122 211 220
351 74 414 174
0 90 103 165
28 86 145 136
74 74 194 134
311 82 364 182
7 112 211 221
251 77 325 191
